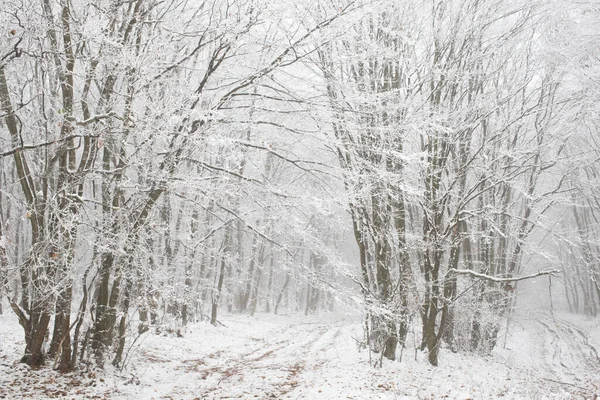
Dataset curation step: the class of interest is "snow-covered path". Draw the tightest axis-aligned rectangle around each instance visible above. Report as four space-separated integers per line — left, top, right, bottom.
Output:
126 312 600 399
129 317 352 399
498 311 600 398
1 311 599 399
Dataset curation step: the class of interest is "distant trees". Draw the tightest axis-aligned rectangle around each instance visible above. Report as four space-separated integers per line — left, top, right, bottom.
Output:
551 0 600 318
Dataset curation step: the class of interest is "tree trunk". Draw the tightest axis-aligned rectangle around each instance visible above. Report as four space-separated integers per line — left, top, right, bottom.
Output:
274 272 290 315
92 252 118 365
265 251 275 313
240 232 259 312
211 226 232 325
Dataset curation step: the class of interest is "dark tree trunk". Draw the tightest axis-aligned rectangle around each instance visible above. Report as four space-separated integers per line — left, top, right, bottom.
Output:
92 252 118 365
21 301 52 367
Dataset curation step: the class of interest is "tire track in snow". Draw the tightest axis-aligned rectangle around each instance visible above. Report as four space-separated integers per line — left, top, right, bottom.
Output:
175 322 334 399
281 326 346 399
536 315 600 397
557 320 600 366
540 316 600 371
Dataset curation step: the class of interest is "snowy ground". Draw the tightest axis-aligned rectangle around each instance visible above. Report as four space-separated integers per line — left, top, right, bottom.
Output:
1 309 599 399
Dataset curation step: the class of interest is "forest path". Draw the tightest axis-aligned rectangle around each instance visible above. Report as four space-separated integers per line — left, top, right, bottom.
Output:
131 315 353 399
135 311 600 399
538 314 600 395
2 310 599 399
501 310 600 398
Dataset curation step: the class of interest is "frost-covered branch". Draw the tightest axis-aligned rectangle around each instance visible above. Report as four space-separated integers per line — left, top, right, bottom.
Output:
0 134 101 158
449 268 561 283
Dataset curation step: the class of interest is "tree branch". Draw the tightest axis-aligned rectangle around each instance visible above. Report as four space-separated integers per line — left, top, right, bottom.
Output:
9 297 30 331
449 268 561 283
0 134 101 158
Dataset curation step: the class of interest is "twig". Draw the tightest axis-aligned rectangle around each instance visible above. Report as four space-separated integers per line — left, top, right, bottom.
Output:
0 134 101 158
541 377 592 393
